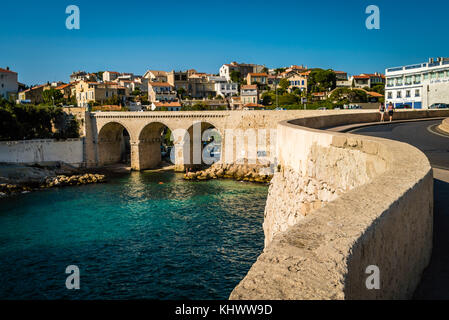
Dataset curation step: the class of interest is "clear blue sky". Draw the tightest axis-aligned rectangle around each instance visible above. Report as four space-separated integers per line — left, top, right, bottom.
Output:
1 0 448 85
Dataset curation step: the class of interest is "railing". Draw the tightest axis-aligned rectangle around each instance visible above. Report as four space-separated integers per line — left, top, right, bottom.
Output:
405 64 423 70
387 67 403 72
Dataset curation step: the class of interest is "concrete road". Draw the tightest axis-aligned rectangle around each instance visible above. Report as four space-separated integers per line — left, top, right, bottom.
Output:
350 120 449 299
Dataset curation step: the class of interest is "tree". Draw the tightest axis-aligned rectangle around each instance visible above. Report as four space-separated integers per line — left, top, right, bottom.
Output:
279 78 290 92
371 84 385 95
230 70 241 83
278 93 299 105
131 88 142 96
308 69 337 93
43 88 64 105
177 87 187 100
329 88 367 103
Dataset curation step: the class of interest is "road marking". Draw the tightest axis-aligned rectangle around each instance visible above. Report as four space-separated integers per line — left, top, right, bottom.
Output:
427 124 449 139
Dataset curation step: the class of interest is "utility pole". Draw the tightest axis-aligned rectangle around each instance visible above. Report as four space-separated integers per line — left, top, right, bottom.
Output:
276 81 279 108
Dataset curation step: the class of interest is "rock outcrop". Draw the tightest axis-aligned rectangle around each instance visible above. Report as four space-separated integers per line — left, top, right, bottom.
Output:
0 173 106 197
184 162 274 183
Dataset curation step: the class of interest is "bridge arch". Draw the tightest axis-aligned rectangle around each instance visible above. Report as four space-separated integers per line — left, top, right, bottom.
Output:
97 122 132 167
185 121 223 170
132 121 174 171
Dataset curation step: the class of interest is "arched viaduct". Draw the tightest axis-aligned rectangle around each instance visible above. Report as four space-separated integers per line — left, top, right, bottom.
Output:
84 110 318 171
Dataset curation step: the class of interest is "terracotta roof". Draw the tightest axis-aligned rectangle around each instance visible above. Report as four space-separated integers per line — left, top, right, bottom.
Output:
366 91 384 97
154 102 181 107
105 71 120 74
55 84 72 90
0 67 17 74
248 73 268 77
148 70 167 76
149 82 172 87
353 75 370 79
241 84 257 90
312 92 327 96
334 71 347 74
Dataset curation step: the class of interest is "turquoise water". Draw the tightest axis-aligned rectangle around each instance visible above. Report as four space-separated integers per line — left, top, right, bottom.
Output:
0 172 268 299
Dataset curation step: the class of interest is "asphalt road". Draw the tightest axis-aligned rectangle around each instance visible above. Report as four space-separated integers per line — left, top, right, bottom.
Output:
350 120 449 299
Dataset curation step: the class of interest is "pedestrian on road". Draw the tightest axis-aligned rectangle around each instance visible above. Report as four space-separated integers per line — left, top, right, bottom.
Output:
379 102 385 122
387 102 394 122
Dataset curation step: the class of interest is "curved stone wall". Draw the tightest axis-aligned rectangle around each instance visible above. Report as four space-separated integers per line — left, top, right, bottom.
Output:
439 118 449 134
231 112 434 300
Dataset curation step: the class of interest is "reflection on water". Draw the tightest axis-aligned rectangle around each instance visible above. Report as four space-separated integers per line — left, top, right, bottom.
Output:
0 172 268 299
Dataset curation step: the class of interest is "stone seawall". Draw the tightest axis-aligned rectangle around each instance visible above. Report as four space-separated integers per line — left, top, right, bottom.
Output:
439 118 449 134
231 113 434 300
0 139 84 167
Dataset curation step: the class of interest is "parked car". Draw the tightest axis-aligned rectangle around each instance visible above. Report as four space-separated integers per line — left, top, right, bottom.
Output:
395 104 412 109
317 107 327 110
429 103 449 109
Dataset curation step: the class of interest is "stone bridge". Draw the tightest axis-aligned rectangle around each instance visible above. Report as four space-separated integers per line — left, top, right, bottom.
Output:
76 108 449 299
84 110 322 171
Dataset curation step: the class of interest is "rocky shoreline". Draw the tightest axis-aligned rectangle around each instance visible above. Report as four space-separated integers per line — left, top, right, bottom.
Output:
183 162 274 183
0 163 107 197
0 173 106 197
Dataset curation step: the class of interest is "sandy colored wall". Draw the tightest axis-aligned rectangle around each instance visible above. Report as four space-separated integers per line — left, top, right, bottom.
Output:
231 113 434 300
439 118 449 134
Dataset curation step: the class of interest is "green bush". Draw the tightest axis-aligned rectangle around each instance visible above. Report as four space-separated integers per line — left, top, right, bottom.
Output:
0 98 80 140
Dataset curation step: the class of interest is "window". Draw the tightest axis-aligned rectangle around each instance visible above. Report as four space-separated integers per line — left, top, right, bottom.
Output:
396 78 403 86
396 91 402 98
406 90 411 98
387 92 392 99
438 71 445 79
424 73 429 80
431 72 437 79
387 79 394 87
415 89 420 97
405 76 412 85
414 75 421 84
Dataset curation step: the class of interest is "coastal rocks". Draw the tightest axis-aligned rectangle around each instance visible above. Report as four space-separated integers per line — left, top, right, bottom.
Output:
0 173 106 197
43 174 106 188
184 163 274 184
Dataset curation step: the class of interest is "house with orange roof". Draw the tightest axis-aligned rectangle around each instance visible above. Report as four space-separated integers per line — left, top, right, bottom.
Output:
241 84 259 105
148 82 177 103
284 71 309 93
55 83 75 99
0 67 18 100
18 84 49 104
350 72 385 88
151 101 182 111
75 80 127 107
143 70 168 83
246 73 268 85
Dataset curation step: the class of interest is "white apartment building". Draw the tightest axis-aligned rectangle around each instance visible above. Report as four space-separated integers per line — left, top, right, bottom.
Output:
208 76 238 97
0 67 18 99
219 62 265 81
385 57 449 109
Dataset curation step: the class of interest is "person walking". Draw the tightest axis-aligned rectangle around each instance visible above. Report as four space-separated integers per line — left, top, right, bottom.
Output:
379 102 385 122
387 102 394 122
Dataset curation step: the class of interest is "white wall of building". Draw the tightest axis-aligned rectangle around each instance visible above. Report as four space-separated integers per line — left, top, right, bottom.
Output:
0 139 84 167
0 69 18 99
385 58 449 109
